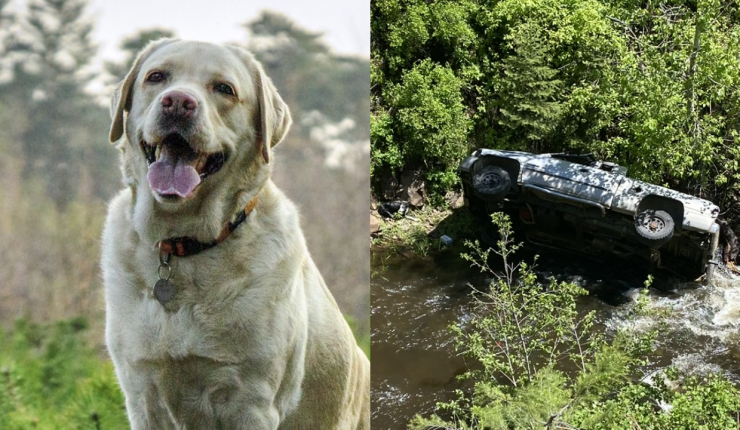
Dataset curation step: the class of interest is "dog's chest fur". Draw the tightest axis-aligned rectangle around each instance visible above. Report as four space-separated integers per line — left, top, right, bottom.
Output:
103 188 306 365
102 187 316 427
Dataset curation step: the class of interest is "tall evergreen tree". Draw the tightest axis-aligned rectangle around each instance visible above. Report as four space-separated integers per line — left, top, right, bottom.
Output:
495 30 563 150
104 28 176 84
245 11 369 141
0 0 11 53
245 10 326 97
8 0 99 207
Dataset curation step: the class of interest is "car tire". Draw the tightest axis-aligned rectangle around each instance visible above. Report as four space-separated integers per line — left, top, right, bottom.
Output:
634 209 674 246
472 166 511 202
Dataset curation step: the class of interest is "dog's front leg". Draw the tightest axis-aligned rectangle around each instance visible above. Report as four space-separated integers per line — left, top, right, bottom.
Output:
167 390 281 429
125 392 177 430
114 361 176 430
229 406 281 430
156 356 285 430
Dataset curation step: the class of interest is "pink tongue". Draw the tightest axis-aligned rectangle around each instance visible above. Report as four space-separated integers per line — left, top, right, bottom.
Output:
147 149 201 197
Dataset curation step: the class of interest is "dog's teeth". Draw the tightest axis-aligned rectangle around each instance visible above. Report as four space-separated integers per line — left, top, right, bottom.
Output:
196 154 208 172
155 145 162 160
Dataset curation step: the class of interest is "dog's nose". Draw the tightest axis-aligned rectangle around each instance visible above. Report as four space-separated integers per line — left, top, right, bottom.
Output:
161 91 198 118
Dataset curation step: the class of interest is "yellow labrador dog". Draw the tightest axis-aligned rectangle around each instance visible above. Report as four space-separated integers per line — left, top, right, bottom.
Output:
102 39 369 429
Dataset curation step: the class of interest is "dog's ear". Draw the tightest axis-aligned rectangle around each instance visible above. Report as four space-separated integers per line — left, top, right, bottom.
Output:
255 65 291 163
109 38 177 143
227 46 291 163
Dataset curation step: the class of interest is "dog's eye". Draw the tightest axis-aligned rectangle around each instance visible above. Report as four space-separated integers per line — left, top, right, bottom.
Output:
215 83 235 96
146 72 166 83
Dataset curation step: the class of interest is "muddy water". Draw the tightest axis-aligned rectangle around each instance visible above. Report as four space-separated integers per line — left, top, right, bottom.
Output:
371 248 740 430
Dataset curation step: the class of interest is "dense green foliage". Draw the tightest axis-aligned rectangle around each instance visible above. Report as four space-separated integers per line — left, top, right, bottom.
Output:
0 319 128 429
372 0 740 209
409 214 740 429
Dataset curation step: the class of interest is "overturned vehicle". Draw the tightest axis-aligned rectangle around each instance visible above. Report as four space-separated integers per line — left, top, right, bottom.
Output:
459 149 721 282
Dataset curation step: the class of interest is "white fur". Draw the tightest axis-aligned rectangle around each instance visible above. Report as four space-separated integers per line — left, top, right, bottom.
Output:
102 39 369 430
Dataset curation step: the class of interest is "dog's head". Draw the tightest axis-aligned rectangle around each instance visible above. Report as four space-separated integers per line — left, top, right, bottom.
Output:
109 39 291 207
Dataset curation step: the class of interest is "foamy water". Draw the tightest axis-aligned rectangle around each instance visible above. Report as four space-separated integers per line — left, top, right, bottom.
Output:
605 267 740 379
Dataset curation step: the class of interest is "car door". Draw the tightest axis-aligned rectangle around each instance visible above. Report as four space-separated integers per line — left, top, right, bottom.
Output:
522 157 624 208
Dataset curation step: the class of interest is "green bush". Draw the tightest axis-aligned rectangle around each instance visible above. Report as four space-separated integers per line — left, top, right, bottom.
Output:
373 59 472 199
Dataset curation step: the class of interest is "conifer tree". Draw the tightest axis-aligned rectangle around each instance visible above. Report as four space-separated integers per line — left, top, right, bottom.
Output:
9 0 99 207
104 28 176 84
496 31 563 150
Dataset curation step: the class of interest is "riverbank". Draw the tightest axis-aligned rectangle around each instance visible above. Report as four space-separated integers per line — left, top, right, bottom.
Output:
370 197 479 259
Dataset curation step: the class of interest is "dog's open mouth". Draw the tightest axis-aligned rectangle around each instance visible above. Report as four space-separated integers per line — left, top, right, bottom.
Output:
141 133 227 198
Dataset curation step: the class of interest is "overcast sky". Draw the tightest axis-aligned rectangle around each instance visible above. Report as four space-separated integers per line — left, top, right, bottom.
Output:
6 0 368 95
9 0 368 61
88 0 369 60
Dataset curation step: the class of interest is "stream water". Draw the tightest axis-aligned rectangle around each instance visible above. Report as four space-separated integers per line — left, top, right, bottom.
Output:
370 247 740 430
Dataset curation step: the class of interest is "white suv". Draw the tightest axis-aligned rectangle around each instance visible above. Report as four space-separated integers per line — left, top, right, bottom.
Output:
459 149 720 282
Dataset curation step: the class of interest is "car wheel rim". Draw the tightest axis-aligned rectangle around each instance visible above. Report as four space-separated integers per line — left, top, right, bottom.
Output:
642 216 665 233
479 172 501 188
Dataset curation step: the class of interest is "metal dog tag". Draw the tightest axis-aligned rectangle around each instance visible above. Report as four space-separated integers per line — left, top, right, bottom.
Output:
153 278 177 305
153 250 177 308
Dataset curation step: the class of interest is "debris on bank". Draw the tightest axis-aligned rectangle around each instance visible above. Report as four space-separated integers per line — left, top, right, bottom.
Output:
371 193 473 256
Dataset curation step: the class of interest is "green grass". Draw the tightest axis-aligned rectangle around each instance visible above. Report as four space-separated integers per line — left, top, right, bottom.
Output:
0 318 128 430
0 316 370 429
346 315 370 359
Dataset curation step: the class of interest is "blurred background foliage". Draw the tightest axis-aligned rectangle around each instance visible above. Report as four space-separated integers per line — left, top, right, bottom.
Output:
372 0 740 213
0 318 128 429
0 0 369 424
